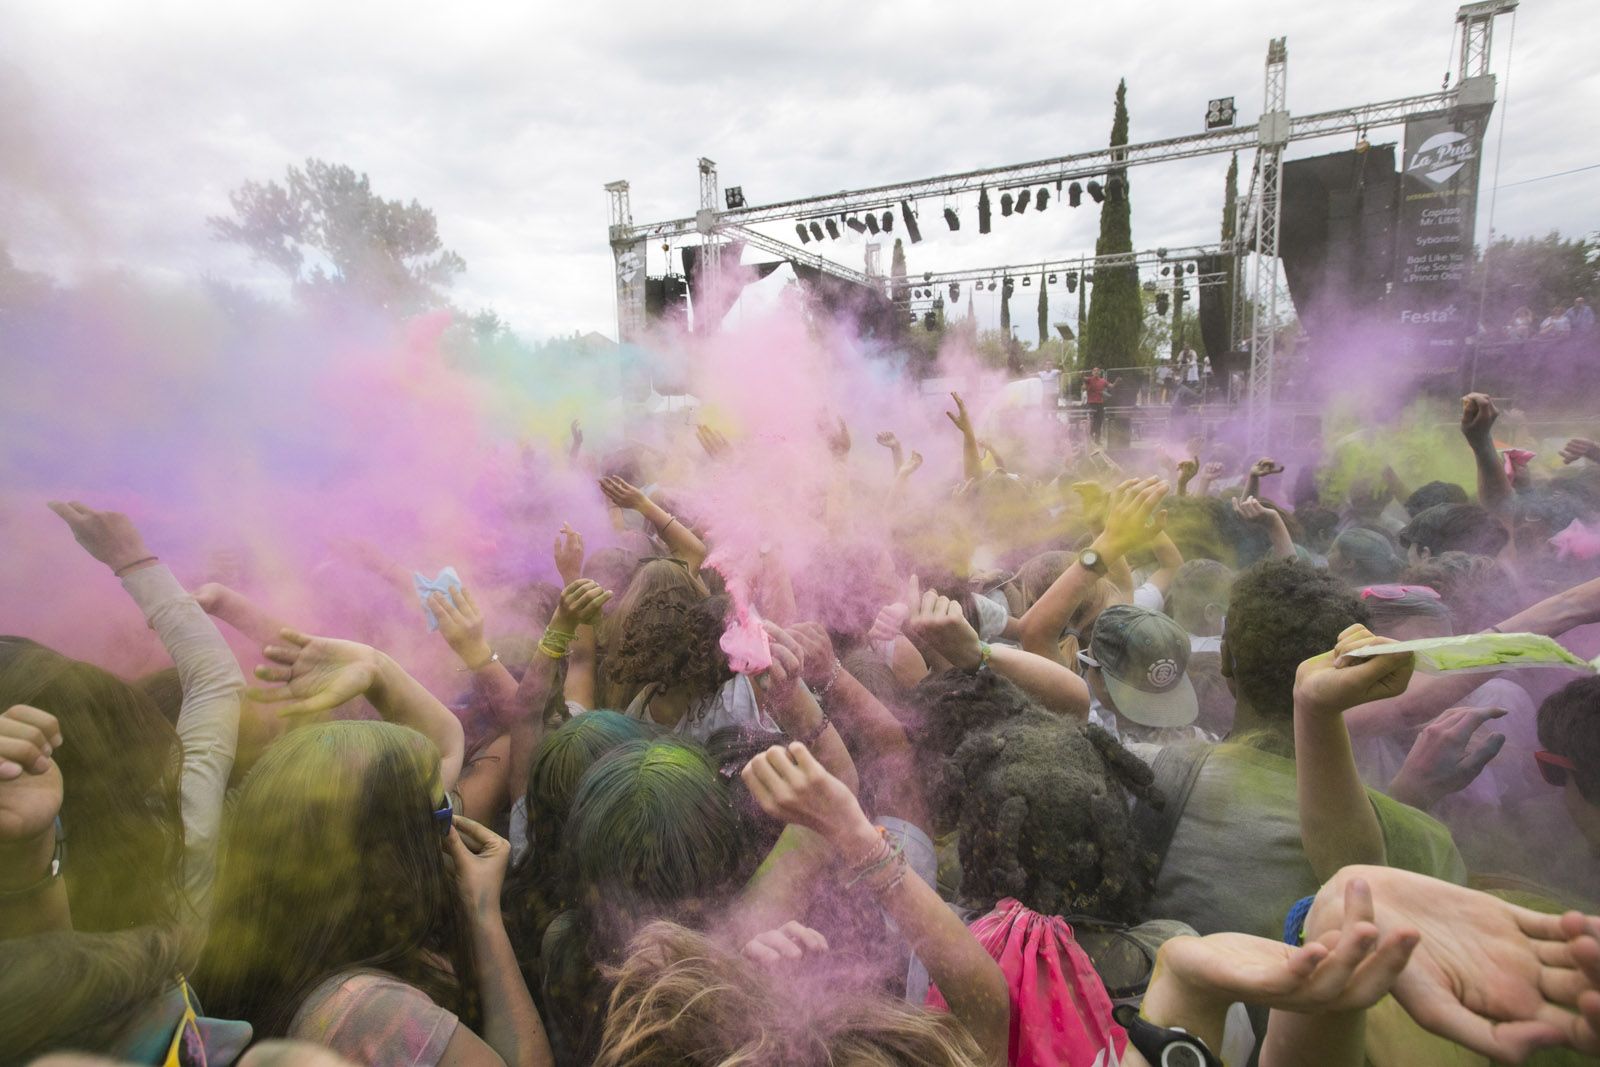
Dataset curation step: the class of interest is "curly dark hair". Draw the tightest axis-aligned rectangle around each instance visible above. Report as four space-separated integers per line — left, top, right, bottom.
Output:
1224 560 1369 718
942 706 1162 924
1403 480 1470 518
1538 678 1600 805
1400 551 1522 634
605 589 733 705
1398 503 1509 558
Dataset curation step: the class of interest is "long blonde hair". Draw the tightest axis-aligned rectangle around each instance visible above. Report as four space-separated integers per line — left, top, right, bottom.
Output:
594 921 987 1067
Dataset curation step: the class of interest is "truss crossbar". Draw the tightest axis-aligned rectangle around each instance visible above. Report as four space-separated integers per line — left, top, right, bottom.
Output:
720 223 874 286
904 243 1232 288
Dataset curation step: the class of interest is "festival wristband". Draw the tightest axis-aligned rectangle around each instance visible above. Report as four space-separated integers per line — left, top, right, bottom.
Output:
1283 894 1317 946
114 556 159 578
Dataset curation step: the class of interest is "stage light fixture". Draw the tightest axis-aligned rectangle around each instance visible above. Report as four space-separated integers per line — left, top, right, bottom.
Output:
1161 265 1171 276
901 201 922 243
864 213 879 234
1017 189 1031 213
1068 182 1083 207
943 207 960 231
1036 188 1050 211
924 311 937 330
988 281 997 291
1186 261 1197 274
810 221 825 241
1022 275 1032 286
1156 292 1169 315
846 216 867 234
949 282 960 300
924 272 933 281
1086 181 1104 203
1003 276 1015 295
1065 272 1078 293
978 188 992 233
1156 247 1168 259
825 219 840 240
1106 177 1125 203
796 223 810 244
1048 273 1058 284
724 186 746 209
881 211 894 232
1205 96 1236 129
1000 192 1014 217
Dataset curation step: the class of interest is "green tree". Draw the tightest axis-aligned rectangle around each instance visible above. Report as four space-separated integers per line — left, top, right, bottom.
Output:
209 158 465 312
890 238 909 305
1469 232 1599 331
1036 270 1049 349
1000 277 1012 339
1081 80 1142 368
1221 152 1239 344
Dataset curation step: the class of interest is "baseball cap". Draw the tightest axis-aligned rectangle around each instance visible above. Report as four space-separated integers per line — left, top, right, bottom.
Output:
1086 605 1198 728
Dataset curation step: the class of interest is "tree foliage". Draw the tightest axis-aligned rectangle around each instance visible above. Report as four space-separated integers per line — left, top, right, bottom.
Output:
1081 80 1143 367
1469 232 1600 331
209 158 465 312
1221 152 1239 344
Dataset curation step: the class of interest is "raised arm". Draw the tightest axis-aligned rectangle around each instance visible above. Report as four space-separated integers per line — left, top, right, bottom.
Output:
1175 457 1198 498
1144 530 1186 598
48 501 245 921
192 582 292 646
1234 495 1297 560
598 476 708 571
1292 625 1417 881
759 624 859 796
947 392 983 482
874 430 905 476
1460 393 1512 513
1245 457 1285 503
742 743 1010 1066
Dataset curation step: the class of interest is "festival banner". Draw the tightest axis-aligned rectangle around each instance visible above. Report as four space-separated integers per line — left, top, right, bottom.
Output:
1392 112 1486 358
613 237 648 342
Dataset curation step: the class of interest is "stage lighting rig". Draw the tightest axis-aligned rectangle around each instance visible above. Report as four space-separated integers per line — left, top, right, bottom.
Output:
1017 189 1031 213
1068 182 1082 207
1205 96 1236 129
796 223 810 243
901 201 923 243
724 186 746 209
1086 181 1104 203
1000 192 1014 217
943 206 959 231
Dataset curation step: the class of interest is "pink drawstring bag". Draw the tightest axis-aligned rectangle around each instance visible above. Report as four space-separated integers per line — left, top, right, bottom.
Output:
926 898 1126 1067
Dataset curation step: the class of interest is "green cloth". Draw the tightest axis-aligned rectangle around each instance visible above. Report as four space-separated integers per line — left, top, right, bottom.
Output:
1342 631 1597 674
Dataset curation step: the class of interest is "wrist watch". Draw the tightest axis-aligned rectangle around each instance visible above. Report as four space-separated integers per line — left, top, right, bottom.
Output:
1113 1004 1223 1067
1079 548 1109 577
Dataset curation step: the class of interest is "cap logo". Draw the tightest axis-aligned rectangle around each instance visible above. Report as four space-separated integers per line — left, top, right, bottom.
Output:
1146 659 1180 688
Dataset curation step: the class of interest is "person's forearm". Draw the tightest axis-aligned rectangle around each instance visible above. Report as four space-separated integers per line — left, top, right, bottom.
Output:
962 431 982 482
1149 533 1184 595
125 566 244 920
1265 517 1297 560
454 734 512 824
469 911 554 1067
469 660 524 731
1136 944 1230 1054
1261 1008 1366 1067
1294 706 1386 882
637 500 708 570
1108 555 1135 597
888 635 930 688
371 654 466 791
508 653 560 808
988 647 1090 721
832 818 1009 1066
729 826 834 944
1246 473 1263 500
205 585 291 646
768 685 859 795
563 625 598 710
1470 437 1512 512
0 831 71 938
1017 561 1097 664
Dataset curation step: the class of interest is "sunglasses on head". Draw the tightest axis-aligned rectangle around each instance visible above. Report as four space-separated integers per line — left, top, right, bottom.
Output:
1535 750 1578 788
432 793 454 836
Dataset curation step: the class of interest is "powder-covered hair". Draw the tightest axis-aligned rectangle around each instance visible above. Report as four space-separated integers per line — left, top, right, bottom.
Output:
1225 560 1369 718
604 581 731 707
1328 527 1404 586
1400 551 1521 634
593 921 987 1067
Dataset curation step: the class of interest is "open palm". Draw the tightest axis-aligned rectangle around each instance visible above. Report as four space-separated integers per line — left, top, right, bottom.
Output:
247 629 379 720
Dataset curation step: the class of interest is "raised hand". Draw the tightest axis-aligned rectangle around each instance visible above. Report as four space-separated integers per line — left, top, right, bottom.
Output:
599 475 648 512
741 741 867 844
787 622 839 689
1251 457 1286 479
0 707 63 881
447 813 511 919
430 585 493 670
1293 624 1415 719
1201 461 1224 481
946 392 974 437
826 416 851 458
742 921 831 968
868 601 910 645
1560 438 1600 466
902 575 985 671
246 630 382 721
875 431 900 450
553 523 585 586
758 621 807 697
1157 875 1417 1014
1388 705 1508 810
1309 865 1600 1061
1177 457 1199 482
1461 392 1500 447
696 424 731 459
1092 476 1170 561
568 419 583 457
896 451 923 479
47 501 154 574
551 579 611 632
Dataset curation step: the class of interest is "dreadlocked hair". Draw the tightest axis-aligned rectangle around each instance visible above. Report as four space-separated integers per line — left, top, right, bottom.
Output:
593 921 987 1067
605 588 733 707
944 707 1162 924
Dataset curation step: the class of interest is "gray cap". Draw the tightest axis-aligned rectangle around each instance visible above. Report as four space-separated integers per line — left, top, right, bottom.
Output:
1088 604 1198 728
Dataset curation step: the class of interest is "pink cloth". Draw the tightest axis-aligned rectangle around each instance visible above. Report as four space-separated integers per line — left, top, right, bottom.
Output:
290 971 457 1066
1551 518 1600 562
926 898 1125 1067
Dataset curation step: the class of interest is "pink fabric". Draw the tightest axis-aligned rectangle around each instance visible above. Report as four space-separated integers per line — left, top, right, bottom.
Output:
290 971 457 1066
926 899 1126 1067
1551 518 1600 562
1503 448 1536 480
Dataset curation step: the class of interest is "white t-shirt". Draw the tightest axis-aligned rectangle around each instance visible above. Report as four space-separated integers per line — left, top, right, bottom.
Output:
628 673 784 744
1132 581 1165 612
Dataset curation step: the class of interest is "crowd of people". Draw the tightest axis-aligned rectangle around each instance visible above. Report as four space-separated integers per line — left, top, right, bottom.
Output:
7 384 1600 1067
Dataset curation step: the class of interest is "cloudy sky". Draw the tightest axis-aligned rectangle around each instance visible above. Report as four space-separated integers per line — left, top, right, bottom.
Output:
3 0 1595 342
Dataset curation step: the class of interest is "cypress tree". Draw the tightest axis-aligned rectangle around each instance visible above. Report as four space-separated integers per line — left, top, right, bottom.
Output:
1082 79 1141 368
1037 270 1049 349
1000 277 1011 338
890 238 909 305
1221 152 1239 344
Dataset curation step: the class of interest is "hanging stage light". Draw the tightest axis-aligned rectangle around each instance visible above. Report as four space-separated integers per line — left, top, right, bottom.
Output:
949 282 960 300
864 213 880 235
1155 292 1169 316
825 219 840 240
1161 265 1171 276
988 280 997 291
1106 176 1125 203
1086 181 1104 203
924 311 937 330
846 216 867 234
1016 189 1031 213
943 206 960 231
1000 192 1014 217
901 201 923 243
1068 182 1083 207
1186 261 1197 274
1003 276 1015 295
1048 273 1058 284
796 223 810 244
1065 271 1078 293
1022 274 1032 286
978 188 992 233
810 221 825 241
881 211 894 232
1036 188 1050 211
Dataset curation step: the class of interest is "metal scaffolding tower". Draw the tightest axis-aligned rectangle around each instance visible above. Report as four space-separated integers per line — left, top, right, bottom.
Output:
1246 38 1290 454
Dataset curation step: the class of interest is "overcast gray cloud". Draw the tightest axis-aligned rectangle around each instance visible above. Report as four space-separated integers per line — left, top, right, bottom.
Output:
3 0 1595 341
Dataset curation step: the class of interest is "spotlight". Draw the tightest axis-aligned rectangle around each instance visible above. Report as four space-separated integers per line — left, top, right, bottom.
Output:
797 223 810 244
810 221 824 241
825 219 840 240
846 216 867 234
949 282 960 300
1086 181 1104 203
1022 275 1032 286
1003 276 1015 295
1068 182 1083 207
1155 292 1169 315
923 272 933 281
1017 189 1031 213
1048 273 1058 284
1161 265 1171 276
901 201 922 243
978 188 992 233
988 281 997 291
1186 261 1197 274
924 311 937 330
1036 188 1050 211
1000 192 1014 216
881 211 894 232
724 186 746 209
1106 176 1125 203
1065 272 1078 293
1205 96 1237 129
943 207 960 231
1156 247 1168 260
864 213 879 235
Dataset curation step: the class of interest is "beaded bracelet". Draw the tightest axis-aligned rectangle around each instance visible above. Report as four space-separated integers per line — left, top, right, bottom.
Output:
796 714 833 749
866 855 910 896
815 657 843 704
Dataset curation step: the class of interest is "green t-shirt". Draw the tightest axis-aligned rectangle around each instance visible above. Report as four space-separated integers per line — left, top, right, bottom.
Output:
1143 740 1468 940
